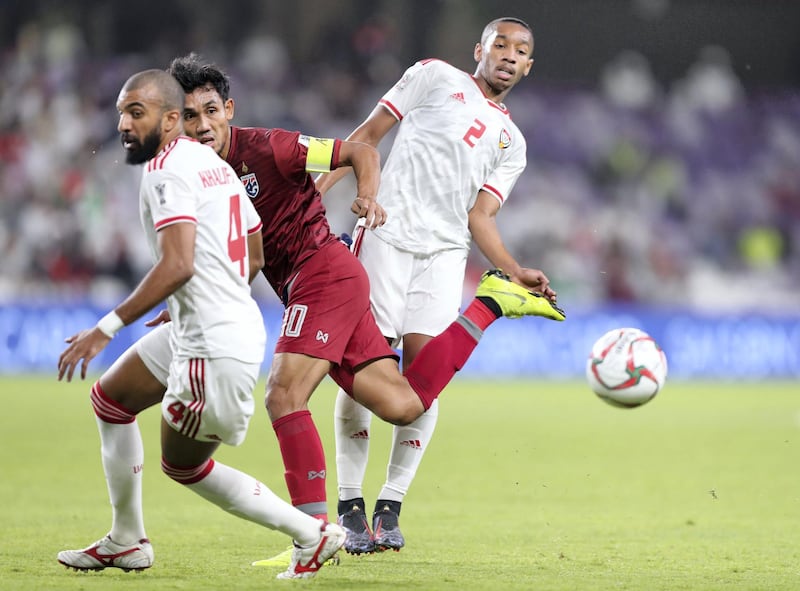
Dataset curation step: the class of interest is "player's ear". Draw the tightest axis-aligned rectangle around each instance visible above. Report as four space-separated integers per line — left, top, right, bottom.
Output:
473 42 482 63
225 98 235 121
523 57 535 77
163 108 182 133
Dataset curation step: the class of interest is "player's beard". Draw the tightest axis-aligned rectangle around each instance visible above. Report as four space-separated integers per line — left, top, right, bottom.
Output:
123 124 163 165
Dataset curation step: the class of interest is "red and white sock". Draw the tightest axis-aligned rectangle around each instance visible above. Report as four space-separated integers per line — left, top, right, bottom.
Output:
163 458 321 546
90 382 146 546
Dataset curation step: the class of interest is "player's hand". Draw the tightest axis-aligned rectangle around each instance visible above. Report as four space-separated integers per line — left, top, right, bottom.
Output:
145 309 171 327
511 267 558 304
351 197 386 229
58 327 111 382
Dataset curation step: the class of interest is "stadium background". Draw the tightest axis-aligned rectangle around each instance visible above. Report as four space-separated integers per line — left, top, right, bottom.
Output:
1 0 799 377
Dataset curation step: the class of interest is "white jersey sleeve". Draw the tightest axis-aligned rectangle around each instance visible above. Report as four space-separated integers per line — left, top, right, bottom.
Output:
141 167 198 231
371 59 527 255
378 59 439 121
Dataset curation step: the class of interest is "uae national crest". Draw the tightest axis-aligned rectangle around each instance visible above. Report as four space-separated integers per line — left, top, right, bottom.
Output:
240 172 259 198
498 128 511 149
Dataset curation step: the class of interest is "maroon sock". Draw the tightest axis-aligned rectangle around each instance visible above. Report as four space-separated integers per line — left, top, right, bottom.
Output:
462 298 499 331
404 320 479 409
272 410 328 519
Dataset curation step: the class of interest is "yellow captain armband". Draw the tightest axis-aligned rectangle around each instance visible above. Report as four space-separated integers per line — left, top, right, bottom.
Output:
299 135 336 173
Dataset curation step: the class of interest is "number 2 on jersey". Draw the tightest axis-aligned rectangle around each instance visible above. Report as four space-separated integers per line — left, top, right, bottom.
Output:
462 118 487 147
228 194 246 277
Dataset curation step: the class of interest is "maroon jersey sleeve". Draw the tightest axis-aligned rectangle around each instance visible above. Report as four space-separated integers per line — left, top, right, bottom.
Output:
268 130 343 178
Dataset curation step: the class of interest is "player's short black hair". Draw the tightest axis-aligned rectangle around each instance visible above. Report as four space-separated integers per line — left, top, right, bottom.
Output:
166 53 231 101
481 17 534 52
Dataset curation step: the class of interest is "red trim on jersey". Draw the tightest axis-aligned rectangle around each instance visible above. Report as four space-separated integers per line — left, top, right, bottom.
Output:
147 137 183 171
330 138 342 169
248 221 263 235
379 98 403 121
351 224 366 256
486 100 510 114
482 184 505 204
154 215 197 230
468 76 511 115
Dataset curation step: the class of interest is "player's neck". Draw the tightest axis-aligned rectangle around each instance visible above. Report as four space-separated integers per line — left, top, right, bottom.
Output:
219 126 233 161
157 128 182 153
472 74 509 105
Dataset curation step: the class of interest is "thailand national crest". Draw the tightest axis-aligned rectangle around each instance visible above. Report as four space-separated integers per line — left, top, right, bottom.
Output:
240 172 259 198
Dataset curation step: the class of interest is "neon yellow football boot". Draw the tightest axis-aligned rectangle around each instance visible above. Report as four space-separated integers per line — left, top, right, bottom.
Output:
475 269 566 321
252 545 340 568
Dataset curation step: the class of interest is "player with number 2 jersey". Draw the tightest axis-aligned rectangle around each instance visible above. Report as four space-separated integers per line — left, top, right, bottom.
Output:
373 57 526 254
314 18 560 555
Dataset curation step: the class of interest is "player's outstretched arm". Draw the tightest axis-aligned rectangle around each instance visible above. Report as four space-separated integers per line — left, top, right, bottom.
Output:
58 223 196 382
468 191 557 302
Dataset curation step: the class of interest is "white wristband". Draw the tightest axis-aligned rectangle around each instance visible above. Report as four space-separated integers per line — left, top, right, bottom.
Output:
96 310 125 338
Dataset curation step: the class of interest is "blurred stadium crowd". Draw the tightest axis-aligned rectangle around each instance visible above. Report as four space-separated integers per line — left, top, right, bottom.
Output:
1 15 798 312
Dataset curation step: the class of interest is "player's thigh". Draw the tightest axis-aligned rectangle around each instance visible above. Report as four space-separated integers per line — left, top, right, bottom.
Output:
355 229 414 344
162 356 260 447
160 419 220 468
404 248 467 337
100 324 171 413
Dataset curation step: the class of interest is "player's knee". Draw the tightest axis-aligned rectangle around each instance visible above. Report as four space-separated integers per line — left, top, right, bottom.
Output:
377 401 421 427
264 383 306 420
161 457 213 485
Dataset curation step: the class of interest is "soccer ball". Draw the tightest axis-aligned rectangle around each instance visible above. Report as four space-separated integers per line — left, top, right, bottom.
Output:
586 328 668 408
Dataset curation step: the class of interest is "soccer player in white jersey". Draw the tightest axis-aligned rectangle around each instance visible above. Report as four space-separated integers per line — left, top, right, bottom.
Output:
315 17 556 554
56 69 344 580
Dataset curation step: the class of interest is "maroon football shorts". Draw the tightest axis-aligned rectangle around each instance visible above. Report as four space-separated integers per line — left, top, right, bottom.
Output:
274 240 398 391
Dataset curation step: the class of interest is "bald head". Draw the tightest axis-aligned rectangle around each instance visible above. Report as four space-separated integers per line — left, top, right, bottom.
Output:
122 69 186 112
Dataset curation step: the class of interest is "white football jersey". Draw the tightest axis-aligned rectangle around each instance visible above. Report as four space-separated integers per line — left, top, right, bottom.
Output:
138 137 266 363
372 59 527 255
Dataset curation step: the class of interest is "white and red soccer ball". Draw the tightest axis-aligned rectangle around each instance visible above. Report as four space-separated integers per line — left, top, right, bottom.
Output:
586 328 668 408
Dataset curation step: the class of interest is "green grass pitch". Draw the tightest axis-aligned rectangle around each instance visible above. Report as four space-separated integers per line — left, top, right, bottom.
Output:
1 375 798 590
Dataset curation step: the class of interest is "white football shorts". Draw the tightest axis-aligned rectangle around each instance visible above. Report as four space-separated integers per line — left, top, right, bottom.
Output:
162 356 260 447
135 322 172 386
355 227 467 347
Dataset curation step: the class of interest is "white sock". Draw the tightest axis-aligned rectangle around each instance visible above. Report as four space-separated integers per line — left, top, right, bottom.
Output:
379 399 439 503
186 460 320 546
96 417 147 545
334 387 372 502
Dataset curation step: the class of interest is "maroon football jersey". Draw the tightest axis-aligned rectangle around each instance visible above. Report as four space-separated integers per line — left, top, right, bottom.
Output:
225 126 340 296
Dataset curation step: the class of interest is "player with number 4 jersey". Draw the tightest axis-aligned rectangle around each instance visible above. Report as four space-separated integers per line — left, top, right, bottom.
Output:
139 135 265 366
56 69 345 582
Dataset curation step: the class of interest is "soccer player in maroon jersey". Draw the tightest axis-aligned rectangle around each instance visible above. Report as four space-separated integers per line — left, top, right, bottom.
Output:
167 53 564 557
